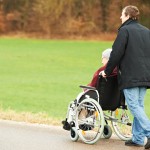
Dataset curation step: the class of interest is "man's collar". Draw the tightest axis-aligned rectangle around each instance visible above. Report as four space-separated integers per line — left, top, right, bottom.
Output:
118 18 138 30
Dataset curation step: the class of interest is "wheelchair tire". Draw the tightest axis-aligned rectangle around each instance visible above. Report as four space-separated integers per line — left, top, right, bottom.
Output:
75 98 104 144
111 109 132 141
70 127 79 142
103 125 112 139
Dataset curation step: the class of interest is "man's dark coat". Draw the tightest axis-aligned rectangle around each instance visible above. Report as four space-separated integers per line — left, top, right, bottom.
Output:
105 19 150 90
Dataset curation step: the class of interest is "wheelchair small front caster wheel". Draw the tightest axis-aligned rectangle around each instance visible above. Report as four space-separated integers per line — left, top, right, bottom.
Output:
70 127 79 142
103 125 112 139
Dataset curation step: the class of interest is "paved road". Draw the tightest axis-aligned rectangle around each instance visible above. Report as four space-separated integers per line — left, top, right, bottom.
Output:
0 120 144 150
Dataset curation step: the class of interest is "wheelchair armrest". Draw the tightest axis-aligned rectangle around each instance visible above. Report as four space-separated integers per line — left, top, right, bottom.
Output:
79 85 96 90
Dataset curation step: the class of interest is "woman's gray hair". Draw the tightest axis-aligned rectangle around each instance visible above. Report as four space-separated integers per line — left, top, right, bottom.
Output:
102 48 112 59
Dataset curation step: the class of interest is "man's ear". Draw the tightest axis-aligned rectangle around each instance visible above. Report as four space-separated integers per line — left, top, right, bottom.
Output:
127 15 130 19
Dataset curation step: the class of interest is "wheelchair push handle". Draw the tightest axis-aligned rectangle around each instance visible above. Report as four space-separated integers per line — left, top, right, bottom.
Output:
99 71 107 82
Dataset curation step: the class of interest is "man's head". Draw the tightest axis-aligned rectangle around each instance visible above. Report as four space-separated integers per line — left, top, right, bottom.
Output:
120 5 140 24
102 48 112 65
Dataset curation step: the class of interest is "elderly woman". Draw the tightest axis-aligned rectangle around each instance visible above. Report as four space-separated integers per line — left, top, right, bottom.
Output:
88 48 117 88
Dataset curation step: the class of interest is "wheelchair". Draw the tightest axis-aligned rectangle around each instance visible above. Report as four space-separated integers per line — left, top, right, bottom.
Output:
62 75 132 144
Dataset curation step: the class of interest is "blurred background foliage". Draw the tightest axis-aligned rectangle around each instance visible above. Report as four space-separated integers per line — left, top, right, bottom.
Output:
0 0 149 37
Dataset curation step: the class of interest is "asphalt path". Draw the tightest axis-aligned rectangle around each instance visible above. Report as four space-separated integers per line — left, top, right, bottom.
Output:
0 120 144 150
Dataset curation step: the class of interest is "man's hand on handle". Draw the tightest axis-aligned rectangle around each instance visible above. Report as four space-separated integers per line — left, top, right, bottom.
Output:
101 70 107 78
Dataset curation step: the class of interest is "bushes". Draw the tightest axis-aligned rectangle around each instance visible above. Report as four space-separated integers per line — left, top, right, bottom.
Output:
0 0 149 36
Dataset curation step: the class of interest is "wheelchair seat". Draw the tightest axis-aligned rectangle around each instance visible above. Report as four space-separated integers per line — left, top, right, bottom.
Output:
96 75 125 111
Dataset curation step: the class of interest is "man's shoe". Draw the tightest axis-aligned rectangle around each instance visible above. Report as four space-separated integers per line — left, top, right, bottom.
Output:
125 139 143 147
145 138 150 149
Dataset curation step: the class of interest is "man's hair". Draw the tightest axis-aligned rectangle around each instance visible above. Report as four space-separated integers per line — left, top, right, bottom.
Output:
123 5 140 20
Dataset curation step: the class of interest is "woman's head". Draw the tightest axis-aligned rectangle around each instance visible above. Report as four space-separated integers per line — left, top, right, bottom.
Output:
102 48 112 65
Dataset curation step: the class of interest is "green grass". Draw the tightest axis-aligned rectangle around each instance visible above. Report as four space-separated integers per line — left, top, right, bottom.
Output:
0 38 150 120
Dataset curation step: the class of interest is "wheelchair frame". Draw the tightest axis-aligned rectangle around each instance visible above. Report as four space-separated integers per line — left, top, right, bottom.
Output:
63 86 132 144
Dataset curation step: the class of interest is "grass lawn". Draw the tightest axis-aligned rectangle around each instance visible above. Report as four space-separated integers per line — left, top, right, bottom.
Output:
0 38 150 121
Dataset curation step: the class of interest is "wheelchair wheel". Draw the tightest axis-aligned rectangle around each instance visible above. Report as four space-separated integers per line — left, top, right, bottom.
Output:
70 127 79 142
111 109 132 141
75 98 104 144
103 125 112 139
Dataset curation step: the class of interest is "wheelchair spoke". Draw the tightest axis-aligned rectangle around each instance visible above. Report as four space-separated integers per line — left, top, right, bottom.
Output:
111 109 132 140
75 98 104 144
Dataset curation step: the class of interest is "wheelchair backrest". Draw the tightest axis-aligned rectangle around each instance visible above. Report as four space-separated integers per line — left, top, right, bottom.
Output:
78 90 98 103
96 75 124 111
